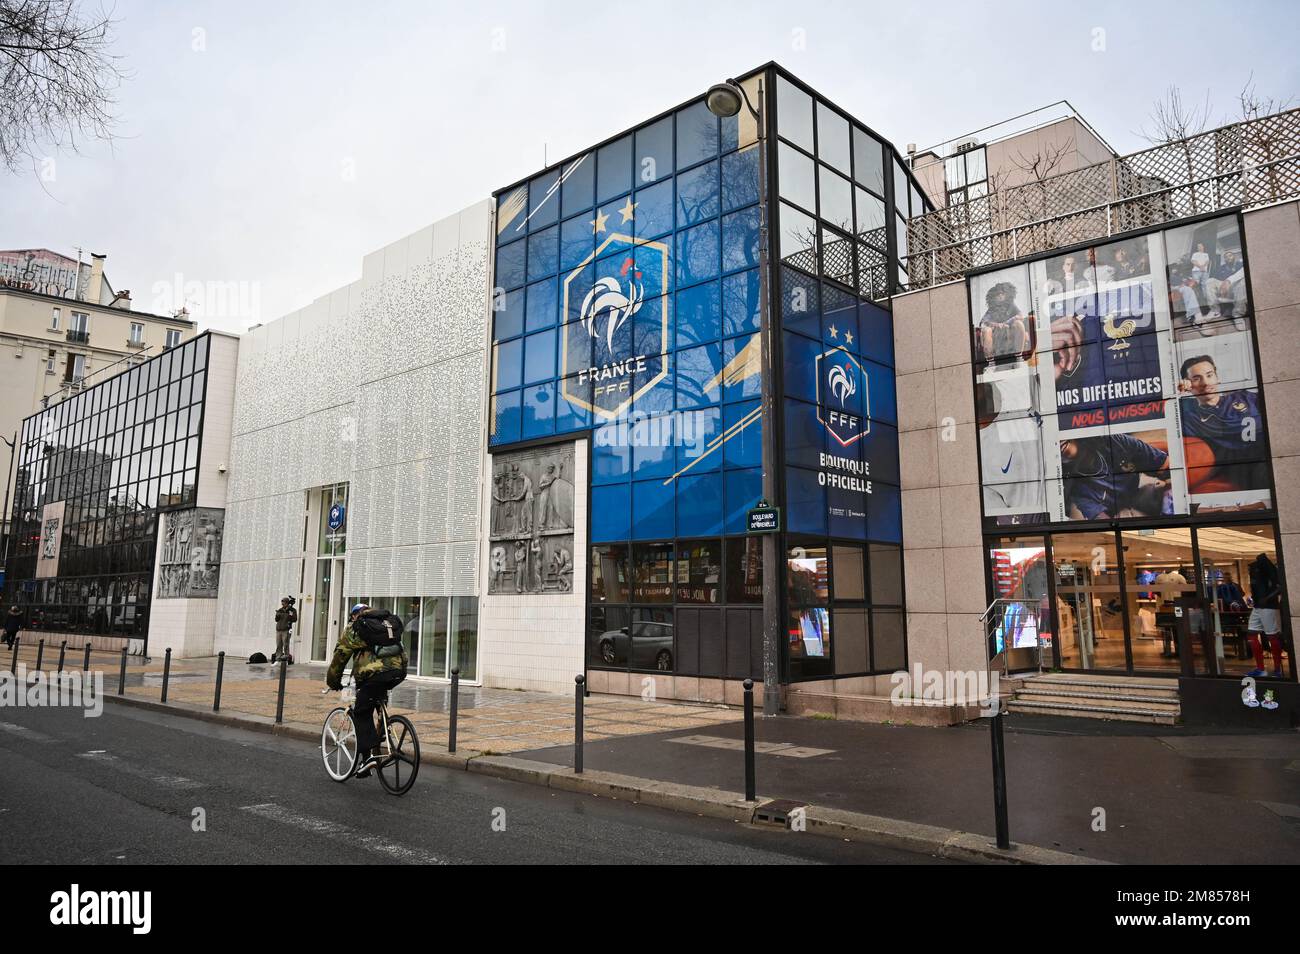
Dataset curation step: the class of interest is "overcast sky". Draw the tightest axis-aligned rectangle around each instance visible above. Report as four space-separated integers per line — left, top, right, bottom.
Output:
3 0 1295 333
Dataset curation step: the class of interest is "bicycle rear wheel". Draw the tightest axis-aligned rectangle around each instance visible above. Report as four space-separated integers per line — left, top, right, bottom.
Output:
322 707 358 781
376 714 420 796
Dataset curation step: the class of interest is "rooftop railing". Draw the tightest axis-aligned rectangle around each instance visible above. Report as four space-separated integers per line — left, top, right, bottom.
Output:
905 107 1300 289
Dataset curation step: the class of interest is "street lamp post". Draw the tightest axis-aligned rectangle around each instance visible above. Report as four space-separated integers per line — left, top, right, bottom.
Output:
707 77 780 716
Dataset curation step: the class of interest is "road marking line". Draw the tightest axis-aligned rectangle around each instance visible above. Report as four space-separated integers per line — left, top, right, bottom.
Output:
0 722 56 742
240 803 448 865
666 734 836 757
75 751 204 789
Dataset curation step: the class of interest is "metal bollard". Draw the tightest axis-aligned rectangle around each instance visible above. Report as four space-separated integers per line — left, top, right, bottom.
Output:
448 668 460 754
9 636 18 675
989 704 1011 850
213 651 225 712
82 642 92 672
118 646 128 695
274 652 288 724
161 647 172 703
574 674 585 774
57 640 67 673
743 678 756 802
35 638 44 672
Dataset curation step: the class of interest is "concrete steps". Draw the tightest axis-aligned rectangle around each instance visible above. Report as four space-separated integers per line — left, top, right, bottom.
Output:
1007 673 1181 725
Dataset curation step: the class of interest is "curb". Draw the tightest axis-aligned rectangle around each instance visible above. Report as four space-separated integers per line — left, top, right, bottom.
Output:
103 692 1108 865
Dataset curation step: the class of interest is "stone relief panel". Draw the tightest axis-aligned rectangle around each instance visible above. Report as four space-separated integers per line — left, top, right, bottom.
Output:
158 507 225 599
487 443 575 595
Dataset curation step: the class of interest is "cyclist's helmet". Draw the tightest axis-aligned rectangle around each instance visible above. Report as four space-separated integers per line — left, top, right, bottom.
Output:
349 602 368 619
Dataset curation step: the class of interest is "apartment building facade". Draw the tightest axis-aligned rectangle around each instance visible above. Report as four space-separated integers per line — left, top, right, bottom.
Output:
0 250 196 558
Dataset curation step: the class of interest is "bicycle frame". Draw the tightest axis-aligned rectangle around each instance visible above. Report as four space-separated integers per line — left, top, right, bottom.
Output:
341 675 397 763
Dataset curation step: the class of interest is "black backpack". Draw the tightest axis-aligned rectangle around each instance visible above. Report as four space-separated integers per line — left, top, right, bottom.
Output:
354 612 405 658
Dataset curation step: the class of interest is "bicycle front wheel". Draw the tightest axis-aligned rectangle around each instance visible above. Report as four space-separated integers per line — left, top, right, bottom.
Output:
322 707 358 781
376 714 420 796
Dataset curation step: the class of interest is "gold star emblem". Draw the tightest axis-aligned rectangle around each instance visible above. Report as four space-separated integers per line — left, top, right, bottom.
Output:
618 197 637 223
590 209 609 234
828 324 838 338
845 330 854 345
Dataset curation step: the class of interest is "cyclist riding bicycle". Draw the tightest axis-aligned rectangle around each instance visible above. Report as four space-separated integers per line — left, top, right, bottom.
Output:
326 603 408 777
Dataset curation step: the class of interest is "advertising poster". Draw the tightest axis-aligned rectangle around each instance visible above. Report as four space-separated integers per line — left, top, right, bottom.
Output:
35 500 65 579
1035 235 1171 433
971 213 1268 527
1164 217 1251 340
1174 334 1271 513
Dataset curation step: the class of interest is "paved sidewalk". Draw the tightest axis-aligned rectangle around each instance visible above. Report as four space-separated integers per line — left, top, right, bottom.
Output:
514 712 1300 865
6 644 740 754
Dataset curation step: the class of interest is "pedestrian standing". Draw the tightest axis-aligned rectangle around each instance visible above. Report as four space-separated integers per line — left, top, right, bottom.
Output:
2 605 21 649
273 597 298 664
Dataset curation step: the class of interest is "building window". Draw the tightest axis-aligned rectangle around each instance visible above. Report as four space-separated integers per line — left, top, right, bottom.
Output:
944 145 990 240
65 353 86 383
165 329 181 349
50 307 60 330
944 145 987 205
130 322 144 344
68 311 89 344
45 349 56 373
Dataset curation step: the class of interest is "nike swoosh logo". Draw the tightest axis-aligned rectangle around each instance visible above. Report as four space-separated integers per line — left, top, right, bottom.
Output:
1001 456 1013 474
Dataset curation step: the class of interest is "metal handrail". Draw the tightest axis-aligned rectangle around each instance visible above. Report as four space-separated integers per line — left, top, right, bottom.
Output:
984 598 1049 674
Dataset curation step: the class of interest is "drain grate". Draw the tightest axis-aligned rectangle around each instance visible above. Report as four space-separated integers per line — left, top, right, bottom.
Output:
754 798 808 828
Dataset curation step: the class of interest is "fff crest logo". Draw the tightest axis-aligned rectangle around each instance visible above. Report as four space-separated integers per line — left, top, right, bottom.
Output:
815 346 868 447
561 221 670 420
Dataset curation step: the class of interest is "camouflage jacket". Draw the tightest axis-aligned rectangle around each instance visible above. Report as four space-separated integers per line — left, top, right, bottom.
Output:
325 612 407 689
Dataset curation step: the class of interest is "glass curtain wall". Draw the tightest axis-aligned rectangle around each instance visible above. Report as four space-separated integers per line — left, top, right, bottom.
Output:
988 525 1290 679
347 594 479 681
3 335 211 640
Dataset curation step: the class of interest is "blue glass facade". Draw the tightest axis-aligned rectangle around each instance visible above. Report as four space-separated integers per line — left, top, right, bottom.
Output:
490 65 929 681
492 89 765 544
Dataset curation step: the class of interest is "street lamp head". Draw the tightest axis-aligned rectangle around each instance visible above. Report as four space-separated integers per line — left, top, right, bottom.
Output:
705 81 743 118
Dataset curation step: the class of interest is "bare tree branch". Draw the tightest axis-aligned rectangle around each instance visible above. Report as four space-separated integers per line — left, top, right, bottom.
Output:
1138 85 1213 145
1238 71 1296 121
0 0 127 175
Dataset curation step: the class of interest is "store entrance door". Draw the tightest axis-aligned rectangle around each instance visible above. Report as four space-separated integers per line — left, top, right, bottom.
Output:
1050 532 1129 672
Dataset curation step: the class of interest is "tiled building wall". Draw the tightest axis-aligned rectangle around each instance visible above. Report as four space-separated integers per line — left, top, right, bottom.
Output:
214 201 491 662
1243 201 1300 647
892 279 988 689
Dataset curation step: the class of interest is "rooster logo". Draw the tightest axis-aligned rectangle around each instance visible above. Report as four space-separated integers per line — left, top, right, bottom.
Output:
828 363 856 407
1102 313 1137 353
580 257 644 355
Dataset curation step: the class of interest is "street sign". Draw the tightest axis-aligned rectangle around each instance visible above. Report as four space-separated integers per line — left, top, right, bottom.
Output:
747 505 780 534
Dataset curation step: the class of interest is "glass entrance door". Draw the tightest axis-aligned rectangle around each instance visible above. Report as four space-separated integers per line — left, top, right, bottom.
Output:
312 558 332 662
1051 531 1128 671
1120 529 1196 673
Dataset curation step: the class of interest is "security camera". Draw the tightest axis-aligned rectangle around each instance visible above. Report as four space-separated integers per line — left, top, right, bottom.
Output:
217 463 227 474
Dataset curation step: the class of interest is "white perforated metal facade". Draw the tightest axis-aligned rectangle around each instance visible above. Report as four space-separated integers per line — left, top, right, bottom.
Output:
214 202 491 660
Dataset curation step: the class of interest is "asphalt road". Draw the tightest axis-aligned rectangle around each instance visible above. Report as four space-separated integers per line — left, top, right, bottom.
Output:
0 701 953 865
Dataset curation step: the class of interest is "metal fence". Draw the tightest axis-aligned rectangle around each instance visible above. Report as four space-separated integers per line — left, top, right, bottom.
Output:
906 107 1300 289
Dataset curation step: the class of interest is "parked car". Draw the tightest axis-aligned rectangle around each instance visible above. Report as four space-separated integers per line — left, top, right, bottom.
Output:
593 620 673 671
